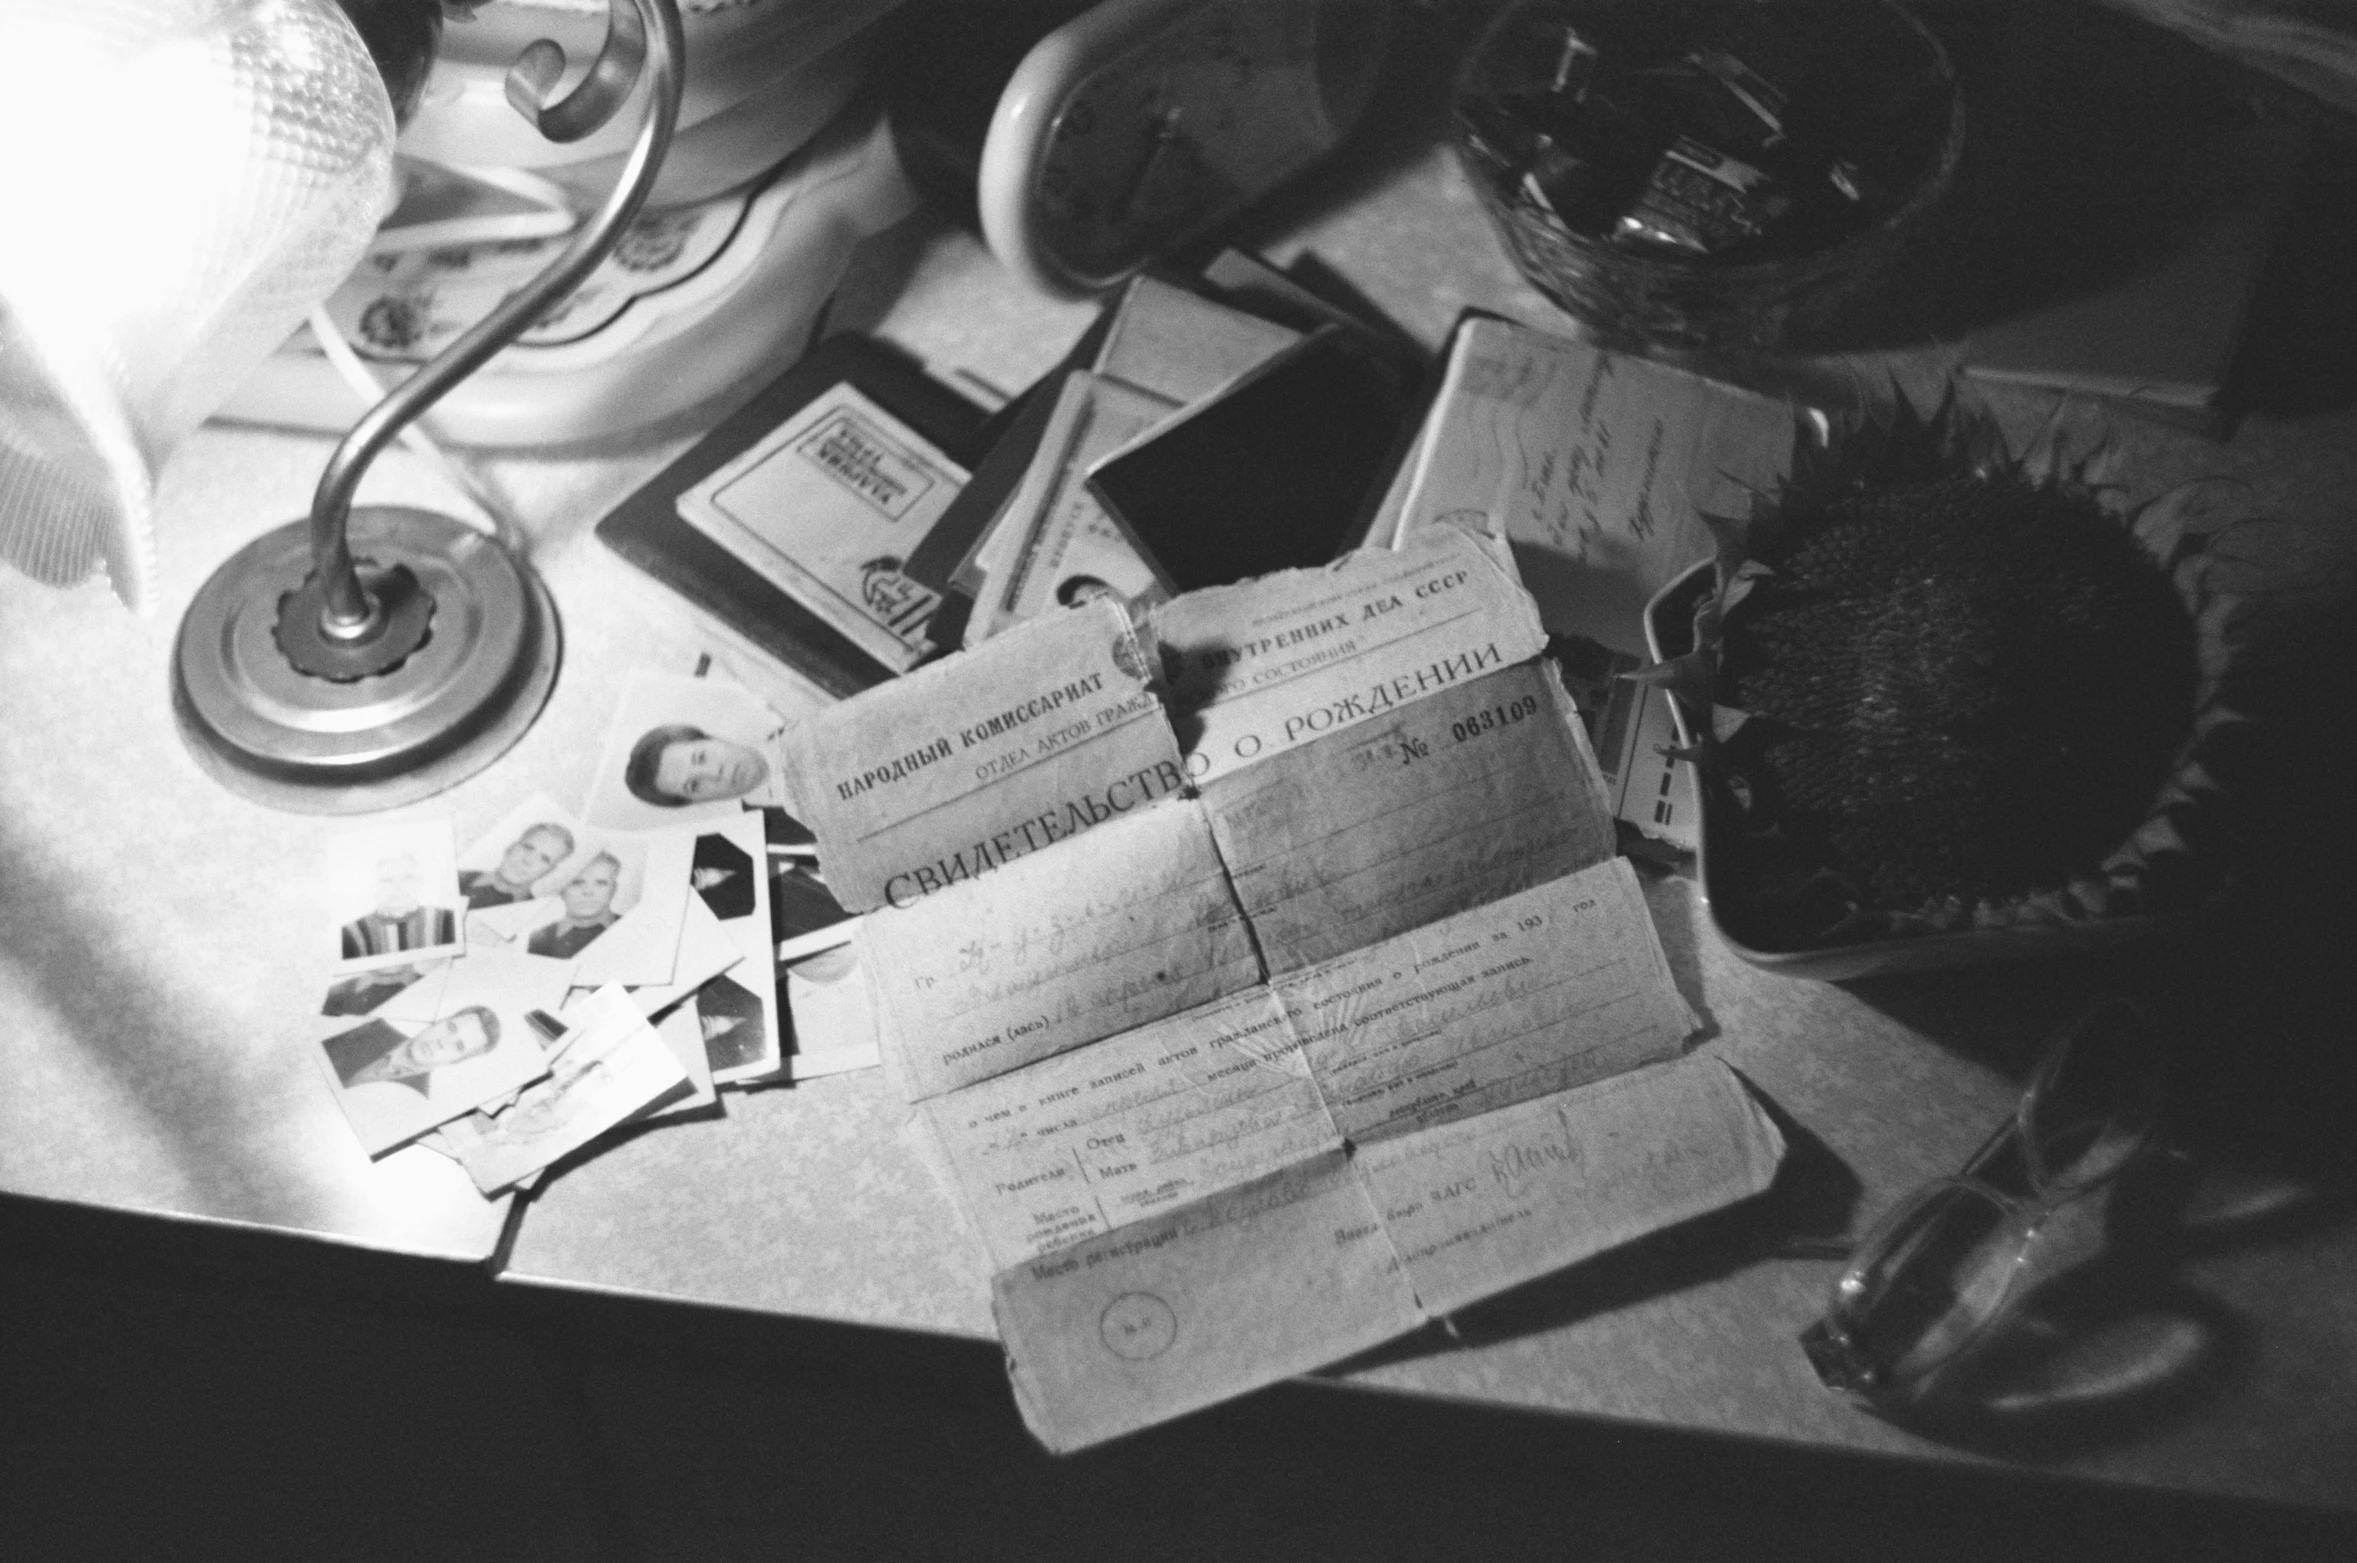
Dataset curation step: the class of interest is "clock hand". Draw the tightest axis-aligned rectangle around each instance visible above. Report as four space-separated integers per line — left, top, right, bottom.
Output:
1115 104 1188 221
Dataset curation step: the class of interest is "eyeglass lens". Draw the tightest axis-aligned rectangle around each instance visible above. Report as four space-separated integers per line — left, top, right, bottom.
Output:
1808 999 2166 1398
1833 1180 2026 1392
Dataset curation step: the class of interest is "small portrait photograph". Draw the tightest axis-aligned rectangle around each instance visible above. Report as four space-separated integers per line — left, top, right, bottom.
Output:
646 1004 720 1121
319 960 445 1019
325 820 464 974
527 845 634 961
461 893 561 957
586 670 790 833
314 948 568 1157
1055 573 1121 608
620 892 749 1028
690 829 758 922
457 794 582 911
772 859 854 959
568 826 695 990
764 804 817 855
695 969 777 1082
784 936 880 1080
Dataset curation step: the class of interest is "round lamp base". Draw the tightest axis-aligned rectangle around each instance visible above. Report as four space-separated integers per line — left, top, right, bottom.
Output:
173 506 559 814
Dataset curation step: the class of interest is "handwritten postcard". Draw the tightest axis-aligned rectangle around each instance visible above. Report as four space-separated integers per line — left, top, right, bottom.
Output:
1387 316 1795 656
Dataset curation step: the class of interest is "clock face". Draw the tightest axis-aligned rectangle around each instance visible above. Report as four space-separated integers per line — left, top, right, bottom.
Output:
985 0 1393 295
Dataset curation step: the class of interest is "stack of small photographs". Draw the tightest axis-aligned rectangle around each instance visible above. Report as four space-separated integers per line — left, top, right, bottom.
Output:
310 665 871 1194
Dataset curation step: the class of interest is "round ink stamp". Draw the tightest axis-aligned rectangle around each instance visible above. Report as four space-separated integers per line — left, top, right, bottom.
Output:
1099 1292 1177 1361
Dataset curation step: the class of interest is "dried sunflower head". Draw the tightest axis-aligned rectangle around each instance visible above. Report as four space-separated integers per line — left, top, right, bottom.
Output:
1647 385 2244 956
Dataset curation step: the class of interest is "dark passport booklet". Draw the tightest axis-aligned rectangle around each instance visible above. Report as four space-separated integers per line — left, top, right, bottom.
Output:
595 333 996 699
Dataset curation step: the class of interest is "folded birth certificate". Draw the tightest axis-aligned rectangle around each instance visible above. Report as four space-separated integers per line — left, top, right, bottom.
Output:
789 526 1783 1449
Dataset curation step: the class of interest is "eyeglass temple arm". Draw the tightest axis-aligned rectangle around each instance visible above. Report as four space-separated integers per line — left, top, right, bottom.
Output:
307 0 687 643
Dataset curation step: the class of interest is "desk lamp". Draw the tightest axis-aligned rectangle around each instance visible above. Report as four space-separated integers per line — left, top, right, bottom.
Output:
0 0 685 812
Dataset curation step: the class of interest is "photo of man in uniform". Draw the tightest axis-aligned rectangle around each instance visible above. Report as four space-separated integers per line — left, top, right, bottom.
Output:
321 1005 500 1097
459 822 575 909
623 724 772 809
340 854 458 960
528 852 623 960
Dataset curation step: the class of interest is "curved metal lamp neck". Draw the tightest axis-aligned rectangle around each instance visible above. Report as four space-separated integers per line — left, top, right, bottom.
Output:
308 0 687 644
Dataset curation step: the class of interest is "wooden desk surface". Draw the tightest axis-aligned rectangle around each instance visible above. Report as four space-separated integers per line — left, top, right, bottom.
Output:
6 41 2354 1514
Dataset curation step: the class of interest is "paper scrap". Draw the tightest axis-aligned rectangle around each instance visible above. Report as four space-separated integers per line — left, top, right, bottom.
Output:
1390 317 1795 657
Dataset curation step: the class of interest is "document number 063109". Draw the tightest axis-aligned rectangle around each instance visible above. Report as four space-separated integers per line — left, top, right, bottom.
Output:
1451 695 1537 743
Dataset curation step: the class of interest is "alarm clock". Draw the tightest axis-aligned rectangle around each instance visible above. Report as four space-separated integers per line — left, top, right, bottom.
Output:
894 0 1397 297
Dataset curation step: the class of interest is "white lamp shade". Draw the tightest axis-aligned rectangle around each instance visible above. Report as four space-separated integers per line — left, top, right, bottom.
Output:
0 0 395 610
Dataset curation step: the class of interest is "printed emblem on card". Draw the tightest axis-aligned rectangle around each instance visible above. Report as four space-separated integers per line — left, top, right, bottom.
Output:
795 409 942 521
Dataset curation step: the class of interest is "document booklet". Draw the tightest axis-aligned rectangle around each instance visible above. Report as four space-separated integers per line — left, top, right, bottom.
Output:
1384 314 1797 660
788 525 1784 1449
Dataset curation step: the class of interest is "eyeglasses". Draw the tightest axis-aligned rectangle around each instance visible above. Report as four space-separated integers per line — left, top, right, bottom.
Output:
1800 999 2164 1406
